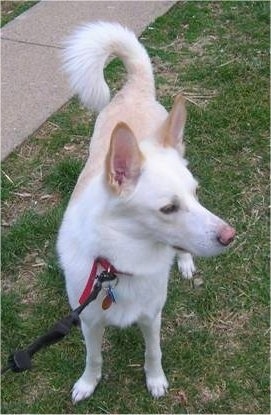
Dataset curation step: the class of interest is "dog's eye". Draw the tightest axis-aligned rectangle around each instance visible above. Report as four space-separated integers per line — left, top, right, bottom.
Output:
160 203 179 214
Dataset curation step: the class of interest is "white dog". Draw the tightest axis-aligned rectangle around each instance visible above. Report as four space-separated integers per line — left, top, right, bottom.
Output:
57 22 235 403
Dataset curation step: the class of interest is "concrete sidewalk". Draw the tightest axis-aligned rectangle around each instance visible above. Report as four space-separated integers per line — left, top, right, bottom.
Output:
1 0 174 160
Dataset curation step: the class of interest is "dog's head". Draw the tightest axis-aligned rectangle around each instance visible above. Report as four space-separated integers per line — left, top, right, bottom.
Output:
105 95 235 257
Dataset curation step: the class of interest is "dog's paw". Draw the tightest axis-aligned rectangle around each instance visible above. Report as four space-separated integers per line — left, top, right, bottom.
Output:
72 377 99 404
146 374 169 398
177 252 196 279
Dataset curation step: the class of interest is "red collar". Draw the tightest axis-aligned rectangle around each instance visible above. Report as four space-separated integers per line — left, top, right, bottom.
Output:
79 257 130 305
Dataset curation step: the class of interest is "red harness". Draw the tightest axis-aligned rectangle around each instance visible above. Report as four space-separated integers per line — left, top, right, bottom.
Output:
79 257 129 305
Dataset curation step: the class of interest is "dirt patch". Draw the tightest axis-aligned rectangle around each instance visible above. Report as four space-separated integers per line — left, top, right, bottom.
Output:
2 191 61 228
35 121 61 140
2 249 47 318
1 120 91 229
188 35 217 57
198 383 226 404
24 376 51 406
170 388 188 406
207 309 251 335
203 309 253 356
153 54 218 107
1 1 19 14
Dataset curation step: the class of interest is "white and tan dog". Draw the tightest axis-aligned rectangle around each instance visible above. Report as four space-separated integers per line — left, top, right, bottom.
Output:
57 22 235 403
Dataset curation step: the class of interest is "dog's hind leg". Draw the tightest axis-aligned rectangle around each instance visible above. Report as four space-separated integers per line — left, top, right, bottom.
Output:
72 321 104 403
177 252 196 279
138 312 169 398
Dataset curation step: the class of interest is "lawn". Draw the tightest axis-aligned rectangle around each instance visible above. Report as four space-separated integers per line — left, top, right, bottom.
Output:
1 1 38 27
1 1 270 413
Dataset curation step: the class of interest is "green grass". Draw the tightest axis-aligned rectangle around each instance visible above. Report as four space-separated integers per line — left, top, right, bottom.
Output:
1 1 270 413
0 1 39 27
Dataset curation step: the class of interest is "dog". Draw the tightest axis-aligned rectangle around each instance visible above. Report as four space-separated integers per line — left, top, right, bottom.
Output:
57 21 235 403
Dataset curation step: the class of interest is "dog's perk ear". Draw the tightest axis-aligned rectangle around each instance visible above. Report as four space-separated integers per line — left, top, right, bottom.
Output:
106 122 144 194
162 94 187 153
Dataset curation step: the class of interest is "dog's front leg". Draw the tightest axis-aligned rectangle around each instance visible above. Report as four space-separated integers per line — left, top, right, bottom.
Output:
177 251 196 279
72 321 104 404
138 312 169 398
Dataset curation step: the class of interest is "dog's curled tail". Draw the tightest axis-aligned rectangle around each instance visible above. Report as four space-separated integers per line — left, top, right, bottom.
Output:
63 21 154 112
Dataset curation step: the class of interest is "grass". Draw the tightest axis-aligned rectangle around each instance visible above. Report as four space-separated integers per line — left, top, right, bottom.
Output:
1 1 270 413
0 1 39 27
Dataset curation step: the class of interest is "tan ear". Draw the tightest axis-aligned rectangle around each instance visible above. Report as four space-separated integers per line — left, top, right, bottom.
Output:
162 94 187 153
106 122 144 194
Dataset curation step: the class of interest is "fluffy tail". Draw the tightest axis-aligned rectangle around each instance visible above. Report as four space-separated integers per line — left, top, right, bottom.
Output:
63 21 154 111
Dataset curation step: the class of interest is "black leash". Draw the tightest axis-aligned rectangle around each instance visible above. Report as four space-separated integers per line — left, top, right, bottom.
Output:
1 270 117 376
